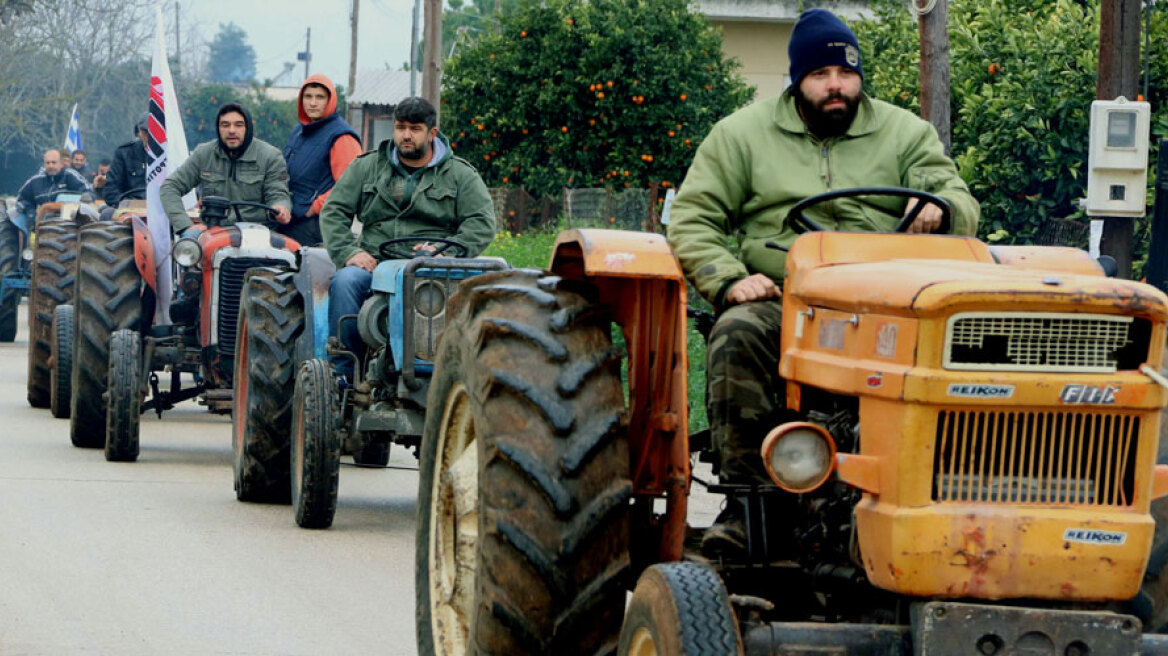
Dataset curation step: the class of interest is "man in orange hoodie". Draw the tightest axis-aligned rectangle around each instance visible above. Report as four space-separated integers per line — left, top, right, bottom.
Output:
282 73 362 245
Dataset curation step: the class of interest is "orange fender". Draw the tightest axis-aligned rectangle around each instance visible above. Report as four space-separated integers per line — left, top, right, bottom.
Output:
550 229 690 562
130 214 158 294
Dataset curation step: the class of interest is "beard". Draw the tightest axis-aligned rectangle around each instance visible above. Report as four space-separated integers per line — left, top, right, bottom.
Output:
794 87 860 139
397 138 430 162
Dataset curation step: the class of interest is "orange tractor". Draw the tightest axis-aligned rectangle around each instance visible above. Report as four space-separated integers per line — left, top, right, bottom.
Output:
62 196 299 460
414 188 1168 654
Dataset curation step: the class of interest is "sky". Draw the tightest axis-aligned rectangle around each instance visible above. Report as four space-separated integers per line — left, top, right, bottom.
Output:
173 0 421 90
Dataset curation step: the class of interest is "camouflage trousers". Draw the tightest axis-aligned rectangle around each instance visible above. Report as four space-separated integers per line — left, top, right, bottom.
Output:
706 300 784 485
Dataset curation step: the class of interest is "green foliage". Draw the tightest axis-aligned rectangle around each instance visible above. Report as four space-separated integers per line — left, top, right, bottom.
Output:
178 83 298 150
442 0 754 197
854 0 1168 246
207 22 257 84
444 0 520 57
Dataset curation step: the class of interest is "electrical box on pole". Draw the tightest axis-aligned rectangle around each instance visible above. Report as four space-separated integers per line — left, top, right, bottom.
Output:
1085 97 1151 218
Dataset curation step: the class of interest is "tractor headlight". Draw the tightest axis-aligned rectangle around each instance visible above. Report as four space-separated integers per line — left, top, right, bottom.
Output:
761 422 837 493
21 248 33 261
414 280 446 318
172 238 202 267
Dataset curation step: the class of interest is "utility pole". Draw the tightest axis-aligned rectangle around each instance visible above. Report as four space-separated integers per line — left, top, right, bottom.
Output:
410 0 421 96
917 0 950 153
304 28 312 81
422 0 442 117
1097 0 1142 278
349 0 359 95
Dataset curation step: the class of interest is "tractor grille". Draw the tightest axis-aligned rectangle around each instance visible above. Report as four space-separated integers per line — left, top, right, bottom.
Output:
216 258 285 362
932 410 1139 506
944 313 1150 373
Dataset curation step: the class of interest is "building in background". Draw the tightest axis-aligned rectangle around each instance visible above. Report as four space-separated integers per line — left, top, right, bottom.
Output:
699 0 869 100
346 69 413 150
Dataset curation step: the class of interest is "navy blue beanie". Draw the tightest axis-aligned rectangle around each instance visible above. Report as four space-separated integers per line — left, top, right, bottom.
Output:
788 9 863 85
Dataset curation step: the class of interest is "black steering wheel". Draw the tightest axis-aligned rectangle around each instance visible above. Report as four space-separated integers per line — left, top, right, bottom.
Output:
786 187 952 235
199 196 279 228
378 236 468 261
116 187 146 204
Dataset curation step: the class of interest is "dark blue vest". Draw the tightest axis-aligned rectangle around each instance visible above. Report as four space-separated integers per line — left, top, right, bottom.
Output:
283 113 360 219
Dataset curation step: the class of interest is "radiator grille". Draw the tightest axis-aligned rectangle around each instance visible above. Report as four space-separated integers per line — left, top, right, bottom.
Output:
945 313 1139 373
932 410 1139 506
216 258 285 363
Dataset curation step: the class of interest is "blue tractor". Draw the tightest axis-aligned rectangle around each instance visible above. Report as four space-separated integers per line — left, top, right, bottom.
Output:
231 236 507 527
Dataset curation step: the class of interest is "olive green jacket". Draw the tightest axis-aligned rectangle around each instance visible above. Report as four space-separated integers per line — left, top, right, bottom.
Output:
667 89 980 305
161 139 292 233
319 133 496 268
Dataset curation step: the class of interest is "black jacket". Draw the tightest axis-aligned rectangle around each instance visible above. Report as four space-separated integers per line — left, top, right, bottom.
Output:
16 168 89 217
104 139 149 206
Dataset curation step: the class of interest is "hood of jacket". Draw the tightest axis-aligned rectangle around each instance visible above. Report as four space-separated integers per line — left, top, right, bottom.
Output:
298 73 339 125
216 102 254 161
386 130 452 172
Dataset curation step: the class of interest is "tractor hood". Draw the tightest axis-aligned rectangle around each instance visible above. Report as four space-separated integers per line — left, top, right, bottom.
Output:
784 233 1168 321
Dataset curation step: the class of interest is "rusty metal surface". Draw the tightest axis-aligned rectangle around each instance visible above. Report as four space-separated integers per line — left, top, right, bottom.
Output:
913 601 1141 655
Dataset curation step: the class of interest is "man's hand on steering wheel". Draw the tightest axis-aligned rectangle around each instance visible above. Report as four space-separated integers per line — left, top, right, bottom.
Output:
273 205 291 225
903 198 944 234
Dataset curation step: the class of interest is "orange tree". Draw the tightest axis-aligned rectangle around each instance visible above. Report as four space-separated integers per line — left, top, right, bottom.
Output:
441 0 753 196
854 0 1168 247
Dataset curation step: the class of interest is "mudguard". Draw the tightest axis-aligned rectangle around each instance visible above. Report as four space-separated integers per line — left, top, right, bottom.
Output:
130 213 159 295
291 246 336 364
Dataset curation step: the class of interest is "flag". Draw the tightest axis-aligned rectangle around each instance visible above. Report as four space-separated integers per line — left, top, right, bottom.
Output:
64 104 81 152
145 5 193 325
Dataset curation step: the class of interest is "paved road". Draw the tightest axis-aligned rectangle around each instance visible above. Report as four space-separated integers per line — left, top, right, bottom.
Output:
0 304 421 656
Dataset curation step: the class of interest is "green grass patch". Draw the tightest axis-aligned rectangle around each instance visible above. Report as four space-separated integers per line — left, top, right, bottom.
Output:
483 226 709 433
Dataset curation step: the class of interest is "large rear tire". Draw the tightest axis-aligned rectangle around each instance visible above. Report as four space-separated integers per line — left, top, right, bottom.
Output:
0 221 19 342
232 267 302 503
27 219 78 407
617 563 743 656
105 328 142 462
292 358 341 529
70 222 141 448
50 304 74 418
416 270 630 655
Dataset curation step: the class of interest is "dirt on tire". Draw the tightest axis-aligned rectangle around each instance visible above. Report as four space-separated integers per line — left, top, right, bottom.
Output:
27 219 78 407
70 221 141 448
617 562 742 655
416 269 630 655
232 267 302 503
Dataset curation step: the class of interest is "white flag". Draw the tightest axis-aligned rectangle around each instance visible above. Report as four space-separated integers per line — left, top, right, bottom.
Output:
145 5 193 326
64 104 81 152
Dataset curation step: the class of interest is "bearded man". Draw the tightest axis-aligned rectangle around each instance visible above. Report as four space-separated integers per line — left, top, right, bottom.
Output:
666 8 980 557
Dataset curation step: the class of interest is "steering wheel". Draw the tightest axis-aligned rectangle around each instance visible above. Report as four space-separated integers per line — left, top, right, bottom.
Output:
786 187 952 235
227 200 279 223
378 236 468 261
116 187 146 204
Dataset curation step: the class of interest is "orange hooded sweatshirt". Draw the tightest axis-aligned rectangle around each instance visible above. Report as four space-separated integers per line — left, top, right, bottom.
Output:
295 73 363 217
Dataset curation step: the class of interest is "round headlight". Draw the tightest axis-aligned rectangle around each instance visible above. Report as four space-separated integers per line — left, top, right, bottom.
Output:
172 238 202 267
761 423 837 493
414 280 447 318
21 248 33 261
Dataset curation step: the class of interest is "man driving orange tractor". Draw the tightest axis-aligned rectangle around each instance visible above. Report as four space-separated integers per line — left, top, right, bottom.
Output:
666 8 981 558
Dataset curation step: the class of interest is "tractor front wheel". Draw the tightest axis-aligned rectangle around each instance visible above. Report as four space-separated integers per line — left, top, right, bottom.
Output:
292 358 342 529
105 328 142 462
617 562 743 656
232 267 302 502
50 304 74 418
416 270 630 655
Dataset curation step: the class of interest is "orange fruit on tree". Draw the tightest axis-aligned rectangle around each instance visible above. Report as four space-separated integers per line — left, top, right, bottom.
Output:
561 126 568 133
597 91 605 99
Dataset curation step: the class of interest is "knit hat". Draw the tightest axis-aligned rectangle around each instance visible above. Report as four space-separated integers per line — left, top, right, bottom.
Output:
788 9 863 86
134 112 149 134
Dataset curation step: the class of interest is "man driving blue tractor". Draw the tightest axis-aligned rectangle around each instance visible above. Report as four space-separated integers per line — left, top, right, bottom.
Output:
320 96 496 385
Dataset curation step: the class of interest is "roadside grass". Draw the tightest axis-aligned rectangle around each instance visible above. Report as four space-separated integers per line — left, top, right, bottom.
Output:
482 224 709 432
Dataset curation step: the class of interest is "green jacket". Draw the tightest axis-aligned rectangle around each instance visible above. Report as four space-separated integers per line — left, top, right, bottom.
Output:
667 89 980 305
161 139 292 233
319 133 496 267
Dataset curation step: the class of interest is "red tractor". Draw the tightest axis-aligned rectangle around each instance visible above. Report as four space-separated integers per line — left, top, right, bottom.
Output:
62 196 299 461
